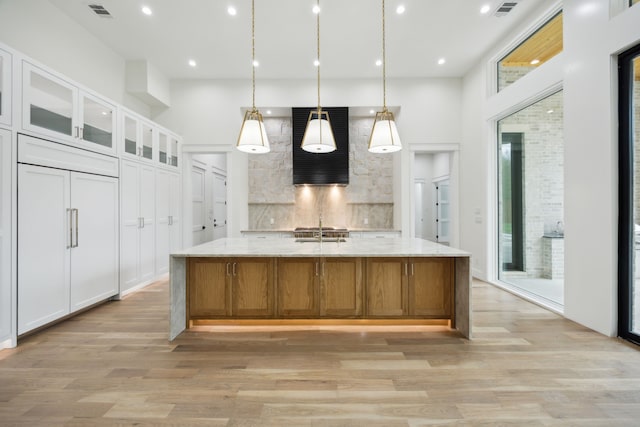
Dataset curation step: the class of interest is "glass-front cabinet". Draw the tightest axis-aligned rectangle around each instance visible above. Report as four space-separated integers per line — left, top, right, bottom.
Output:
120 111 155 163
22 62 116 155
0 48 11 126
157 129 181 169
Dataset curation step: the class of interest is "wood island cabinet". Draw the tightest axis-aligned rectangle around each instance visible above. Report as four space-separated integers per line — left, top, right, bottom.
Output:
188 257 274 318
186 255 452 323
365 257 454 318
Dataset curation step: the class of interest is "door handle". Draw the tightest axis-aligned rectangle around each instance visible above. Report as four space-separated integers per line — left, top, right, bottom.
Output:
169 215 173 225
66 208 73 249
232 262 237 276
74 126 80 138
202 225 206 230
226 262 231 276
73 208 79 248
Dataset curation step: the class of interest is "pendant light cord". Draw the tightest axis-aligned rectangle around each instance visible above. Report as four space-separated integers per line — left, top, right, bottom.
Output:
251 0 256 110
316 0 321 112
382 0 386 110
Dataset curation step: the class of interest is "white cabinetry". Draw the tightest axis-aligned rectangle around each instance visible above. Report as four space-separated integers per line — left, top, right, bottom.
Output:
157 130 181 169
121 111 155 163
156 169 181 275
17 164 118 334
0 48 12 126
22 62 117 156
120 159 156 293
0 128 12 345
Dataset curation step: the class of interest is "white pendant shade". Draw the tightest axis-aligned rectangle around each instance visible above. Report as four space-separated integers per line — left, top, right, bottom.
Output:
368 110 402 153
301 111 336 153
237 110 270 153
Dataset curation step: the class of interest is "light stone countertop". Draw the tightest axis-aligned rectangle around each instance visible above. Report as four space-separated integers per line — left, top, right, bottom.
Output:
172 237 470 258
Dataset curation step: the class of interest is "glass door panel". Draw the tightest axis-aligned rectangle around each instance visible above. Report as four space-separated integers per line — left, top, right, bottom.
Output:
27 67 75 137
124 116 138 156
619 45 640 344
159 132 168 165
142 123 153 160
81 94 114 149
170 137 179 167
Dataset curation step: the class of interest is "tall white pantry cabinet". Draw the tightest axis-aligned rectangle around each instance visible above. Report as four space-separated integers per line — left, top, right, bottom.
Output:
0 41 183 346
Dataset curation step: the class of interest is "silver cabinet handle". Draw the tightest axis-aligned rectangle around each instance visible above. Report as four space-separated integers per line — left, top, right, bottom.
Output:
315 262 319 277
226 262 231 277
66 208 73 249
404 262 408 276
321 261 325 277
74 208 79 248
411 263 414 276
141 217 145 228
232 262 237 277
169 215 173 226
79 127 84 140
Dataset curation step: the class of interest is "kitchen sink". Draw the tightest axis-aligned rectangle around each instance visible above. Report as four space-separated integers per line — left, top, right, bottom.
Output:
295 238 347 243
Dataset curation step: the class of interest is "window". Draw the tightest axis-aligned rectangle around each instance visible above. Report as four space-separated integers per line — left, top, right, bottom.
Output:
497 12 563 91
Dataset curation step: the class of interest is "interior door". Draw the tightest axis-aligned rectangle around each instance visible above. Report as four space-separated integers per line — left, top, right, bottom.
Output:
191 165 206 245
69 172 118 310
435 179 450 244
0 129 10 341
414 180 425 239
18 164 70 334
212 172 227 240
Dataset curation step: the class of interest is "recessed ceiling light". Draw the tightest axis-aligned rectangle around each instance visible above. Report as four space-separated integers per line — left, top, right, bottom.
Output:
141 5 152 15
547 109 554 114
375 59 382 67
101 111 108 116
188 59 197 67
227 6 237 16
369 109 375 115
480 4 491 14
437 58 446 65
252 60 259 67
396 5 405 14
313 59 320 67
312 5 320 14
531 59 540 65
266 110 272 115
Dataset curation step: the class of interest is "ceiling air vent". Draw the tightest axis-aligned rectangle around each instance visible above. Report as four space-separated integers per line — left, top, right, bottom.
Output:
493 1 520 17
88 4 113 18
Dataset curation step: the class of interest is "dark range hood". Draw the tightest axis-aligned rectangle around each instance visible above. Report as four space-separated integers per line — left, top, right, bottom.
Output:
292 107 349 186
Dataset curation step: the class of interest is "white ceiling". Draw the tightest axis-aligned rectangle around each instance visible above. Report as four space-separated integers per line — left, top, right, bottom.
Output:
49 0 544 80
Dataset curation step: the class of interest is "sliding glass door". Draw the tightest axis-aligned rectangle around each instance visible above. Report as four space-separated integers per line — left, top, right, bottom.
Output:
618 43 640 345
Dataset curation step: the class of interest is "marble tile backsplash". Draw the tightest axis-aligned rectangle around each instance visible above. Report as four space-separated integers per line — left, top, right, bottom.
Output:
248 116 394 229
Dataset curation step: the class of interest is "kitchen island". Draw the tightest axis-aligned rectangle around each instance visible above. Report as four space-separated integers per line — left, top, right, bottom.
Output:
169 237 471 340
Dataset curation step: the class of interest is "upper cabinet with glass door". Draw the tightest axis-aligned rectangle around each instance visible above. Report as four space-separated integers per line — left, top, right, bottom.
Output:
0 47 12 127
120 111 155 164
157 128 181 170
22 62 116 156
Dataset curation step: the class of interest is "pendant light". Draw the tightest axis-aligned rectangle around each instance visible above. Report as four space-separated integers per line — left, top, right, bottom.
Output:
301 0 336 153
368 0 402 153
236 0 270 153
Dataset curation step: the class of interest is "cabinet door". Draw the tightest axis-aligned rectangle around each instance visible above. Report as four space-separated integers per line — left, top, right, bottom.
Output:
232 258 274 317
69 172 118 311
0 129 11 341
79 92 116 154
169 135 180 168
321 258 363 317
365 258 407 317
0 49 12 126
409 258 453 318
18 164 70 334
168 172 182 252
23 63 78 142
141 122 154 162
120 160 141 292
189 258 231 317
277 258 319 317
122 114 140 159
155 169 170 275
139 163 156 282
158 131 169 166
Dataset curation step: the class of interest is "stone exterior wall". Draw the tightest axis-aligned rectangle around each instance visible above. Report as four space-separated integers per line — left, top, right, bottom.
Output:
500 91 564 279
248 116 393 229
498 65 536 91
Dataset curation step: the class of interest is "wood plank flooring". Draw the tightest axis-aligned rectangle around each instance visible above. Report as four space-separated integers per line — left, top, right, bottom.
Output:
2 280 640 426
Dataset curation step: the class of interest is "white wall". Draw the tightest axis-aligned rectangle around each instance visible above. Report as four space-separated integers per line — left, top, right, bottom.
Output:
460 0 640 336
0 0 150 117
155 78 463 236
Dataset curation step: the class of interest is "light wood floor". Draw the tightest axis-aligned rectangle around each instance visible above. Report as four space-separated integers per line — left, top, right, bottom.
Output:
2 280 640 426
